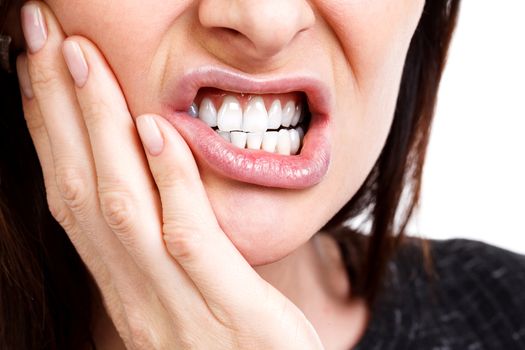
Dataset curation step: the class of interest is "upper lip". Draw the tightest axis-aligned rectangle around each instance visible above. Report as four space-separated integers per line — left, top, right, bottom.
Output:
160 65 334 118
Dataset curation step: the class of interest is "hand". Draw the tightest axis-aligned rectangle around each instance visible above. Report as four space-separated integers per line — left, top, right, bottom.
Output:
16 2 324 349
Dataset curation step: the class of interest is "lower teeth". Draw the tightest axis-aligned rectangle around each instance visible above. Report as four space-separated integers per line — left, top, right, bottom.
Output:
215 126 305 155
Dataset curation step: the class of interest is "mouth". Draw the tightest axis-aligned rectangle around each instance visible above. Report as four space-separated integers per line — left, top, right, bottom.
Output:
160 66 332 189
189 88 309 155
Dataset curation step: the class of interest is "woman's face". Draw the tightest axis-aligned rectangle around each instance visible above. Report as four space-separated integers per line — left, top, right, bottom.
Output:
41 0 424 265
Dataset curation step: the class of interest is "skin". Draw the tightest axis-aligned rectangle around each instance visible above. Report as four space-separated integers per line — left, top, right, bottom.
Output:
13 0 424 349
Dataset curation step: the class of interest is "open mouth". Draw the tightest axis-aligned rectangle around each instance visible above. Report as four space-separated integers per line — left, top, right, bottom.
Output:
160 67 331 189
188 88 311 155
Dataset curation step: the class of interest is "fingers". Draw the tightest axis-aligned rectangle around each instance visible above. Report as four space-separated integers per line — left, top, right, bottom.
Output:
16 53 113 298
23 2 90 174
136 115 268 323
22 1 131 268
17 53 83 254
17 53 95 267
62 35 210 323
20 1 217 343
61 36 159 252
19 2 154 334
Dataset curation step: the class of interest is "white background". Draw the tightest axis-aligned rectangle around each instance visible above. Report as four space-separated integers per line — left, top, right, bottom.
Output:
408 1 525 254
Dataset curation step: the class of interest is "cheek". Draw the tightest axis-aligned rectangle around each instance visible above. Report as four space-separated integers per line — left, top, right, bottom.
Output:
324 0 425 195
46 0 190 115
321 0 424 100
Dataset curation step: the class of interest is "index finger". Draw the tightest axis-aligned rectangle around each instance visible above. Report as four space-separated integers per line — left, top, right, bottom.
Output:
136 114 269 319
60 35 213 321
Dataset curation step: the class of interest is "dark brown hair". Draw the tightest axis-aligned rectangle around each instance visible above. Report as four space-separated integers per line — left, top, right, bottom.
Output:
0 1 461 348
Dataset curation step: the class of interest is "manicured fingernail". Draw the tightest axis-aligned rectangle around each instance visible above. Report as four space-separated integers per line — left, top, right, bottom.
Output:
62 40 89 87
21 3 48 54
16 54 34 99
136 115 165 156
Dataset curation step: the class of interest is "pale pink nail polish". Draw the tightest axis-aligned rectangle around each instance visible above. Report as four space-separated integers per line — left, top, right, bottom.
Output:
136 115 165 156
20 3 48 54
16 54 34 99
62 41 89 88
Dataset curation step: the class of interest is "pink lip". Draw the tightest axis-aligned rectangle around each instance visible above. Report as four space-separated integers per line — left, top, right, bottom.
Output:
160 67 333 189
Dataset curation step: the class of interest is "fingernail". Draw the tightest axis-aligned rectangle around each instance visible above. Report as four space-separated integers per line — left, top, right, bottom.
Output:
16 54 34 99
62 40 89 87
136 115 165 156
21 3 48 54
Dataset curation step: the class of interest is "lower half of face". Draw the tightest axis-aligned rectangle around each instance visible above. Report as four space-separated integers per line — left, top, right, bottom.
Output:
46 0 424 265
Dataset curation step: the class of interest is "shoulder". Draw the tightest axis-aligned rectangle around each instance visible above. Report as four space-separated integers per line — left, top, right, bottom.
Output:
429 239 525 274
356 238 525 349
429 239 525 348
409 238 525 347
427 238 525 300
391 237 525 288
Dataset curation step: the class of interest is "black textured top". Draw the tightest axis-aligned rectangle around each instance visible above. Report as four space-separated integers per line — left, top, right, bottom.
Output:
353 239 525 350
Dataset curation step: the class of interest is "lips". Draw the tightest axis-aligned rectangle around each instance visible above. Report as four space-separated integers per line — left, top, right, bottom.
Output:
159 66 333 189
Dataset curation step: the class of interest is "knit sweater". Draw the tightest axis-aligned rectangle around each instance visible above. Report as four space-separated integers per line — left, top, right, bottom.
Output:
353 239 525 349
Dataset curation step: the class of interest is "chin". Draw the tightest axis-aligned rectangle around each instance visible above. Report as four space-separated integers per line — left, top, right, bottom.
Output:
201 170 322 266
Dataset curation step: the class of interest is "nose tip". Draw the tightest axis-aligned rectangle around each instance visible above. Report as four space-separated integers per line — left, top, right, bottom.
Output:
199 0 315 59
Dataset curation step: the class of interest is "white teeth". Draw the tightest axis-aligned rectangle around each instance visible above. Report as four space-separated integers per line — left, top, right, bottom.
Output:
291 104 301 127
243 97 268 133
247 132 264 150
199 98 217 127
267 100 282 130
218 131 231 142
197 96 306 131
262 131 279 153
281 101 295 127
215 129 302 154
277 129 291 156
195 95 307 155
230 131 247 149
289 129 300 155
218 96 243 132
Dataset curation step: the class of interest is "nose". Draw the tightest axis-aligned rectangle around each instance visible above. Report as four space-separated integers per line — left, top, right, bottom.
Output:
198 0 315 60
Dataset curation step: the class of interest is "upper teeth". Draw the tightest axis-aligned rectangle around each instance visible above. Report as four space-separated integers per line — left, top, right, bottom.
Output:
198 98 217 127
194 95 305 133
218 95 244 131
189 95 307 155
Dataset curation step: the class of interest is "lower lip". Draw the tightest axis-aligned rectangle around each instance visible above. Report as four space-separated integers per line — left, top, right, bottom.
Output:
162 111 331 189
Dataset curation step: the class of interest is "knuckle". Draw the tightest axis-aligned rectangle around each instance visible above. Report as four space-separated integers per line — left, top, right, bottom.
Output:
99 190 136 234
175 331 198 350
162 222 202 261
55 167 91 213
210 306 238 333
46 192 76 231
154 165 193 190
29 64 63 91
81 98 114 127
125 312 161 350
23 112 46 135
154 171 178 190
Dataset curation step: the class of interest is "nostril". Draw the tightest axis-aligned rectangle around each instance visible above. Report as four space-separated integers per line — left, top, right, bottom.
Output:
221 27 242 37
